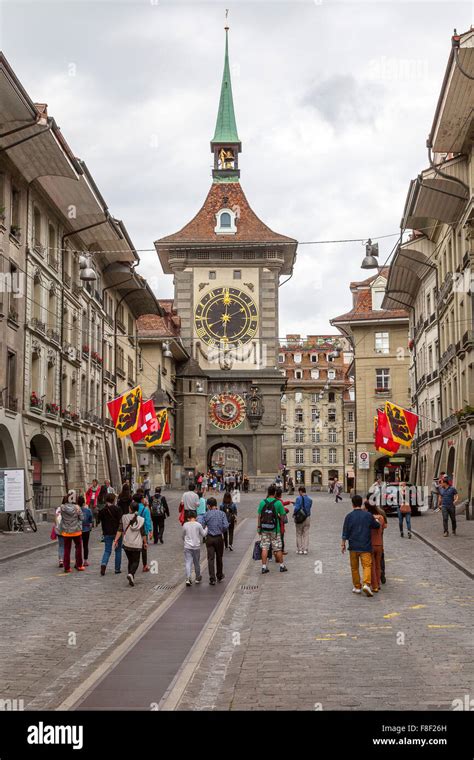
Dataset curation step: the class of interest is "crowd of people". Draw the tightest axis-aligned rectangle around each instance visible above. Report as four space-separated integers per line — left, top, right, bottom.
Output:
192 471 250 493
50 466 459 593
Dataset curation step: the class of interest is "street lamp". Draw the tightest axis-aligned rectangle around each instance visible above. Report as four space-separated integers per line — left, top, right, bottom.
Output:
361 238 379 270
78 254 97 282
162 341 173 359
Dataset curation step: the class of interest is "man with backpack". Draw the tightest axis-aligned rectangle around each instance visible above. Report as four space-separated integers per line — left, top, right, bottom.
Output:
293 486 312 555
150 487 170 544
257 484 288 575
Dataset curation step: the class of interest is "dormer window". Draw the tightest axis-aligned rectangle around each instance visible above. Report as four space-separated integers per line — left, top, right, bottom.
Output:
215 207 237 235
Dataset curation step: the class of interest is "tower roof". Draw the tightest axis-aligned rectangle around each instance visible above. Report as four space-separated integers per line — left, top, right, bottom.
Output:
211 27 240 146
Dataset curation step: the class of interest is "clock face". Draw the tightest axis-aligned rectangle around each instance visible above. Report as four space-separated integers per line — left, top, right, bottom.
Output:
209 393 246 429
195 286 258 346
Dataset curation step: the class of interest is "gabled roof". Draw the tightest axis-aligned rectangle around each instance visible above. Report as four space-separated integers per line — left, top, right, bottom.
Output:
331 269 408 325
156 182 296 246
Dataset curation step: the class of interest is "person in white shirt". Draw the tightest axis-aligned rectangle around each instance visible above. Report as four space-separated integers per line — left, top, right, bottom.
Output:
182 513 208 586
182 483 200 512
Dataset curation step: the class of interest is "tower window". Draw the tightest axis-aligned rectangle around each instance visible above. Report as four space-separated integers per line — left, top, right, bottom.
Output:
209 271 216 280
233 269 241 279
215 207 237 234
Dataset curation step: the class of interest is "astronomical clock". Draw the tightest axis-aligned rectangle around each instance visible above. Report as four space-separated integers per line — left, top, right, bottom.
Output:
209 393 246 430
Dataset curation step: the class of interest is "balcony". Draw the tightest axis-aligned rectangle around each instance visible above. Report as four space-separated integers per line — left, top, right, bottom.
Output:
440 413 458 433
10 225 21 243
32 241 45 257
30 317 46 334
436 272 453 311
462 330 474 349
93 289 103 305
7 304 19 324
47 328 60 345
63 272 71 288
48 252 59 271
439 343 456 372
45 402 60 418
30 393 44 413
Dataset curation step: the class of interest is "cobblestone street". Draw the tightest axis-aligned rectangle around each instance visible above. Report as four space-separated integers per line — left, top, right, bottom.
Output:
0 491 472 711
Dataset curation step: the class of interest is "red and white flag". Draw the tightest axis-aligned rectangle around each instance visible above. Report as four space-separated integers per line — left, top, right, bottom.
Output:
129 399 158 443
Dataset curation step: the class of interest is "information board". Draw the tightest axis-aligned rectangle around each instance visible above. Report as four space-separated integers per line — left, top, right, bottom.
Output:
0 469 26 513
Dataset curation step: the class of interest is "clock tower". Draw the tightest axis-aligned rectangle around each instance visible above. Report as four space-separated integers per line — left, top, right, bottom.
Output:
155 27 298 486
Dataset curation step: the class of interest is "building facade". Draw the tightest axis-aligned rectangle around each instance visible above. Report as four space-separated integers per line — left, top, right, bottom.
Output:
279 334 353 490
384 28 474 511
154 28 297 487
332 269 412 495
0 54 160 515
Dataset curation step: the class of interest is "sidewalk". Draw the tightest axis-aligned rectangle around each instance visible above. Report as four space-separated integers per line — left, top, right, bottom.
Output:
411 509 474 578
0 522 54 562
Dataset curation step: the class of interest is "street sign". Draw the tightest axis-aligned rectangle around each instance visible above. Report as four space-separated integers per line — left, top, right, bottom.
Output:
358 451 370 470
0 469 25 513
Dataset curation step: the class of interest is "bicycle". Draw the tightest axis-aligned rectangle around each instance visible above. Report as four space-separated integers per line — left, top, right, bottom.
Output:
7 499 38 533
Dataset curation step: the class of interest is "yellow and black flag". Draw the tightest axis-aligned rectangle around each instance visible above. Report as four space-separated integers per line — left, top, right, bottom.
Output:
107 386 142 438
384 402 419 447
145 408 171 448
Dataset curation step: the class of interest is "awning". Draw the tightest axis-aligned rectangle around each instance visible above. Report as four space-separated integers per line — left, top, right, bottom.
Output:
383 237 435 310
430 32 474 153
402 175 468 239
102 265 160 317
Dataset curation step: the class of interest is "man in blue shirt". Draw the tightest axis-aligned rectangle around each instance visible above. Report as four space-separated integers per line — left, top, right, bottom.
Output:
341 494 380 597
293 486 312 555
198 497 229 585
437 476 458 537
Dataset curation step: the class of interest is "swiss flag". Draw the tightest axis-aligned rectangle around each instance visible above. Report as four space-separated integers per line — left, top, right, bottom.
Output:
130 400 158 443
375 409 400 454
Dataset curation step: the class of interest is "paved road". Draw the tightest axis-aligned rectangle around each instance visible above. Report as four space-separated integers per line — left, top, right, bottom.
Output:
0 491 472 711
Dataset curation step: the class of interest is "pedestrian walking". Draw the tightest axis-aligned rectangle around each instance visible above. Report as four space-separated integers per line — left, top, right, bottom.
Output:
117 482 132 517
257 484 288 575
220 491 237 551
98 493 123 575
60 490 85 573
85 479 101 526
104 479 115 495
398 482 412 538
113 502 146 587
293 486 312 555
341 494 380 597
95 484 108 527
364 499 386 593
275 486 291 555
201 473 208 494
182 483 200 515
150 487 170 544
133 492 152 571
198 497 228 585
334 479 343 503
78 495 92 566
182 511 207 586
287 477 294 495
374 499 388 584
438 476 458 536
142 473 151 504
53 496 67 568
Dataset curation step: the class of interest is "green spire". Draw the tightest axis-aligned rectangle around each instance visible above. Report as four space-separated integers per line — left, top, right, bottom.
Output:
212 27 240 144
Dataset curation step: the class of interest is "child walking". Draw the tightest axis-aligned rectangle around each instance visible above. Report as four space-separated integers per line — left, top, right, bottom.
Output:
182 511 207 586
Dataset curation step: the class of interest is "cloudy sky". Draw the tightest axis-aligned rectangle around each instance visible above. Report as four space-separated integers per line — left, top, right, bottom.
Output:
1 0 472 336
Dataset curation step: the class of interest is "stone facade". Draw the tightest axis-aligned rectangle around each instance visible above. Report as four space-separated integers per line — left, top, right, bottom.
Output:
280 335 353 490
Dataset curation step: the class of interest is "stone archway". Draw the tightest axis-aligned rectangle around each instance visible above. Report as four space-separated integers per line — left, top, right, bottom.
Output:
0 424 17 468
30 433 60 511
207 440 246 477
311 469 322 485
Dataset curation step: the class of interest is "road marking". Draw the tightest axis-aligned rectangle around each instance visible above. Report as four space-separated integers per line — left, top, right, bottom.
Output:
23 576 41 580
427 624 463 629
383 612 401 619
409 604 427 609
158 519 253 711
